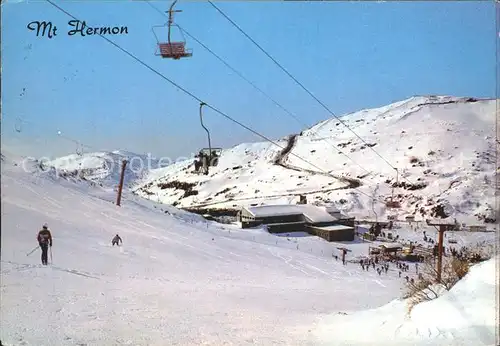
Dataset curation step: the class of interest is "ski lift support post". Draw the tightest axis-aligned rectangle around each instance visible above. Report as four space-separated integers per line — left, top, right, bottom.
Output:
387 168 401 209
199 102 211 174
337 247 352 264
116 159 128 207
427 219 458 283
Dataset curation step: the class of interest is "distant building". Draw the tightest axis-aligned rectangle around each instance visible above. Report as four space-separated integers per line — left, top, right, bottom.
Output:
239 204 355 242
307 224 355 242
355 224 371 237
379 243 403 254
369 243 403 256
468 225 487 232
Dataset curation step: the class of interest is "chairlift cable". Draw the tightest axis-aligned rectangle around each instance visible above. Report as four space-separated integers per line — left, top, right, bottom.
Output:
13 114 137 158
44 0 391 206
207 0 417 186
57 131 93 153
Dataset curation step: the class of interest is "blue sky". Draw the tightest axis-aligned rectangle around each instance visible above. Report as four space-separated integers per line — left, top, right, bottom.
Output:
1 0 496 159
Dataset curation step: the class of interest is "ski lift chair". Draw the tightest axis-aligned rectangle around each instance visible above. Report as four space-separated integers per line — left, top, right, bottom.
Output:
158 41 192 59
199 147 222 167
152 1 193 60
386 168 401 209
197 102 222 174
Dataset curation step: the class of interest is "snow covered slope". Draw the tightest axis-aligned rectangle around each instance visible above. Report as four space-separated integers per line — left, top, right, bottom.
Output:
134 96 497 224
38 150 167 189
0 151 404 345
313 255 499 346
1 151 496 345
135 139 350 209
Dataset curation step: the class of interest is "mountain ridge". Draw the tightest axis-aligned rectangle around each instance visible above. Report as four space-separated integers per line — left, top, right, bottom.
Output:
132 95 497 224
9 95 495 224
32 151 168 189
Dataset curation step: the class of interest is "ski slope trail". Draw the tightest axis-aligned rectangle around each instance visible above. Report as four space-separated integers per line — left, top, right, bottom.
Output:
273 134 361 188
1 159 405 346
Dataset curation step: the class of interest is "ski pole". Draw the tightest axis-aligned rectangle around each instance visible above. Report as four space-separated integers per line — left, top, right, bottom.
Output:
26 245 39 256
49 246 53 264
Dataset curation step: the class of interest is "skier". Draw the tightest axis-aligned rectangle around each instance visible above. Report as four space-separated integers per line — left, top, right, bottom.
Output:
37 224 52 265
112 234 122 246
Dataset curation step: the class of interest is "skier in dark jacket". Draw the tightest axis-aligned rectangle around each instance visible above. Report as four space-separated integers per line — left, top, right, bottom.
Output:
37 224 52 265
112 234 122 246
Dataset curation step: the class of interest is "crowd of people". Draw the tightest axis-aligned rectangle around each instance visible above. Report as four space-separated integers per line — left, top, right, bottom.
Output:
357 253 421 283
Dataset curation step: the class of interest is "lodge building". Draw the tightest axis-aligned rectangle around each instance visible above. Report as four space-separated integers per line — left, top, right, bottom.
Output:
238 203 355 242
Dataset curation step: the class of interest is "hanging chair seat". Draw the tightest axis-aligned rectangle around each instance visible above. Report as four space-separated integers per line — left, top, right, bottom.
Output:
158 42 192 59
151 2 193 61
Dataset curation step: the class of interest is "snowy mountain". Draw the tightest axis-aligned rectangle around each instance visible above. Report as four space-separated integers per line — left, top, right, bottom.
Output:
1 150 497 345
36 150 168 189
134 96 497 224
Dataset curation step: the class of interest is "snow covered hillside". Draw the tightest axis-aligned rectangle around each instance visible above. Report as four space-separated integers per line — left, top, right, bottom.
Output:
35 150 167 189
314 255 499 346
1 150 497 345
134 96 497 224
0 151 402 345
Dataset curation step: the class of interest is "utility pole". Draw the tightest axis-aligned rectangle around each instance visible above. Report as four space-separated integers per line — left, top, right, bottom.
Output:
337 247 352 265
427 219 455 283
372 184 379 222
116 160 127 207
436 225 445 282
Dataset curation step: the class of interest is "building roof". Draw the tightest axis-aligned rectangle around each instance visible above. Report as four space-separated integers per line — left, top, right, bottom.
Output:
339 212 352 219
355 224 371 233
379 243 403 249
244 204 341 223
310 225 354 231
322 204 341 214
300 205 338 223
426 217 456 225
244 205 303 218
357 224 372 229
